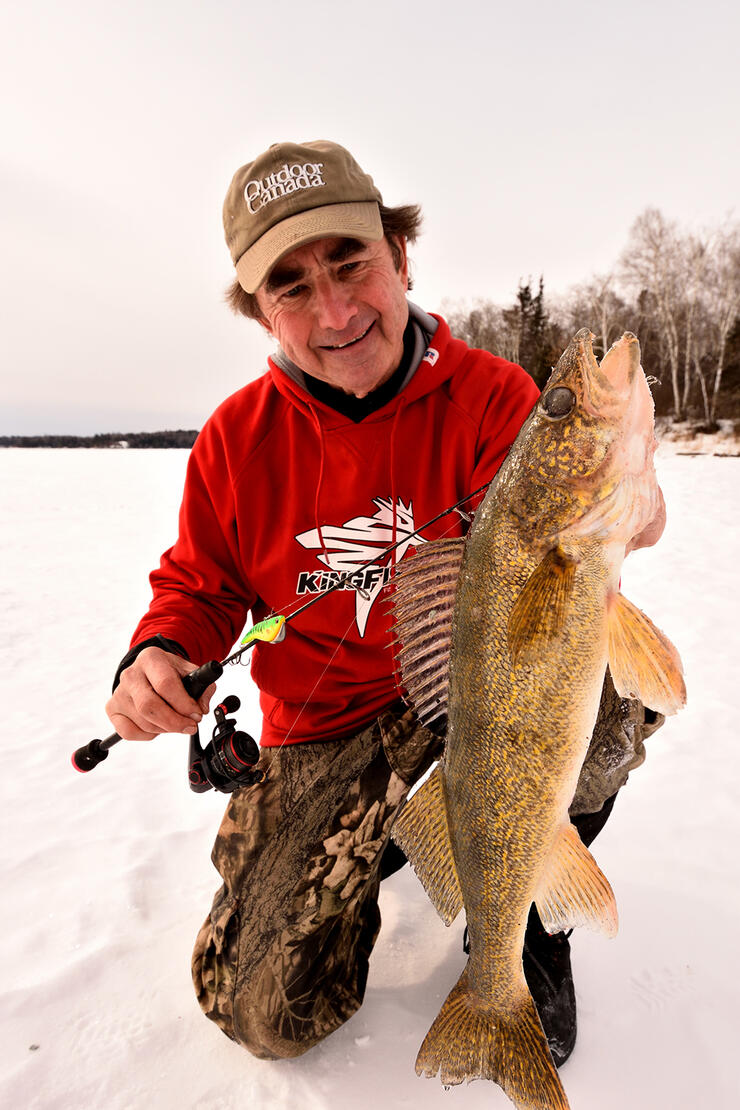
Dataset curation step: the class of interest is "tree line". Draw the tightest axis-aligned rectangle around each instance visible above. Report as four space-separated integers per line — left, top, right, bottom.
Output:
446 208 740 428
0 430 198 449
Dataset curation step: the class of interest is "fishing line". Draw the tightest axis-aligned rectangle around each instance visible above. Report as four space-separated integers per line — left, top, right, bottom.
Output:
276 610 360 751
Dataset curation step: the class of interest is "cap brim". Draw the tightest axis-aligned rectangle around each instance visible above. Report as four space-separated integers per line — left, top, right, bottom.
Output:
235 201 383 294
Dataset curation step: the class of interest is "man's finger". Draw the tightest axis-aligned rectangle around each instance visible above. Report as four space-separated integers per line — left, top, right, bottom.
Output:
143 658 206 718
106 683 199 738
108 670 202 738
628 488 666 553
130 683 201 735
106 709 158 743
199 682 218 714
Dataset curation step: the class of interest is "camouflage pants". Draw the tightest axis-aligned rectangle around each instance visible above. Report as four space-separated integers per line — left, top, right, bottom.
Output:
191 705 442 1060
191 677 662 1060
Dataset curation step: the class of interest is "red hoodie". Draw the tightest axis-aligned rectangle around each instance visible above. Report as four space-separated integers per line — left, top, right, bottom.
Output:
130 314 539 746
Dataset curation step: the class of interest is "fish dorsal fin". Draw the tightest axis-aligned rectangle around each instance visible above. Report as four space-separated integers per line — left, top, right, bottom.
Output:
607 593 686 716
535 820 618 937
390 538 465 727
507 546 577 664
392 765 463 926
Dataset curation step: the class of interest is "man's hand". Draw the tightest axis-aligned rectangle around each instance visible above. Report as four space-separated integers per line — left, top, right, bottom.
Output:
627 487 667 554
106 646 217 741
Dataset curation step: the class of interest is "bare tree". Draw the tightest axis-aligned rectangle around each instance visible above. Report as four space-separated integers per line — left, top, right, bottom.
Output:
443 298 521 364
704 225 740 424
680 233 711 418
620 209 685 419
559 274 630 357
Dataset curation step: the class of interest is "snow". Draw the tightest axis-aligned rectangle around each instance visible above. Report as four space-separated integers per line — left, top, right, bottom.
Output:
0 446 737 1109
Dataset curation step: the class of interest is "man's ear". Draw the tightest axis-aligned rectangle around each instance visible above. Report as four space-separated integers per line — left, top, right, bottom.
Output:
391 235 409 291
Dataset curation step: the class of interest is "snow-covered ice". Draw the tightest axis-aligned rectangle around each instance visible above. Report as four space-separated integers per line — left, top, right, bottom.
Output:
0 446 737 1109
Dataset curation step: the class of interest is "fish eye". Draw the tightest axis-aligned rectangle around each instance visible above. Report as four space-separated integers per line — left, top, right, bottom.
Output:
541 387 576 419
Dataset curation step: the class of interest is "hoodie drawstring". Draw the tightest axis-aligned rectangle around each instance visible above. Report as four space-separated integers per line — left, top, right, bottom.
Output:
389 397 406 563
308 403 328 561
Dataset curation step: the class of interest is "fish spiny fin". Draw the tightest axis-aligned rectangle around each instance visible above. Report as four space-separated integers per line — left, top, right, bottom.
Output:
507 546 577 664
607 592 686 716
390 538 465 728
391 766 463 925
416 967 570 1110
535 821 618 937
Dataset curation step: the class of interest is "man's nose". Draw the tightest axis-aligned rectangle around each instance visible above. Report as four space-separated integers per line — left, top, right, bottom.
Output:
314 277 357 333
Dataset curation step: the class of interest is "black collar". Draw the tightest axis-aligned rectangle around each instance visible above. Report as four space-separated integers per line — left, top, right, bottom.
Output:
303 320 416 423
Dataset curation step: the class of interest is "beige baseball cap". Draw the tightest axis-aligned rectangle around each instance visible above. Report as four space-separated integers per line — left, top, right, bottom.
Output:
223 140 384 294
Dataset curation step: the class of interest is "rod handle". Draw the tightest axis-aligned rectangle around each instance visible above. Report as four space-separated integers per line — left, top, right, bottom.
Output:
181 659 223 700
72 659 224 774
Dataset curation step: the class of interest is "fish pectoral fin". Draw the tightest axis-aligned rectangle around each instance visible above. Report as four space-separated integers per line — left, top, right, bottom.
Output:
535 821 618 937
507 546 577 664
391 765 463 926
390 537 465 729
607 592 686 716
416 967 569 1109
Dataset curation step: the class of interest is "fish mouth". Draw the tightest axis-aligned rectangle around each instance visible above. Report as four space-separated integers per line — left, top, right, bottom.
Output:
584 331 642 410
598 332 641 396
319 322 375 351
547 330 644 423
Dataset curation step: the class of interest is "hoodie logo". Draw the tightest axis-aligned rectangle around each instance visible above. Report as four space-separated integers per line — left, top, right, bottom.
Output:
294 497 424 636
422 347 439 366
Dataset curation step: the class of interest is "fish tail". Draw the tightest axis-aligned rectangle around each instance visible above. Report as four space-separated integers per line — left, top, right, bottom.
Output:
416 968 569 1110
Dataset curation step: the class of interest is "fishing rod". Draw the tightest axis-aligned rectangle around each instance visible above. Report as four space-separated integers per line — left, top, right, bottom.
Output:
72 480 489 791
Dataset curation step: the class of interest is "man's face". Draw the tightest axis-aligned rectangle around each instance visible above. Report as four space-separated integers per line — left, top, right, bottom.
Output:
254 235 409 398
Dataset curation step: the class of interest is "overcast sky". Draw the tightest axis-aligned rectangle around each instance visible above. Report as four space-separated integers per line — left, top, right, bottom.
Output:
2 0 738 434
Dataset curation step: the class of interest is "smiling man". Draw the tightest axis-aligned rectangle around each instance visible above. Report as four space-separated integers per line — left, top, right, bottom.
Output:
103 141 655 1067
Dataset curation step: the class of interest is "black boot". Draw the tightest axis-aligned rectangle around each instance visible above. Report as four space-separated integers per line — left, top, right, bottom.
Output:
522 907 576 1068
462 909 577 1068
521 792 620 1068
379 837 408 880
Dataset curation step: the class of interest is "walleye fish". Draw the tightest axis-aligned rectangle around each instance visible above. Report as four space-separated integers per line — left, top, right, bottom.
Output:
390 330 685 1110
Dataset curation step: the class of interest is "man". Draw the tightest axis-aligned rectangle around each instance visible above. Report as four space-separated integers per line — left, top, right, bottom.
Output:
106 140 659 1066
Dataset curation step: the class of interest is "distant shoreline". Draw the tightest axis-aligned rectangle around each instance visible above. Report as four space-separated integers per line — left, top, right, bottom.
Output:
0 431 198 449
3 419 736 454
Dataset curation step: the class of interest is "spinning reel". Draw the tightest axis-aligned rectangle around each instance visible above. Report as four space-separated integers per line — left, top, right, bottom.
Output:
188 694 263 793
